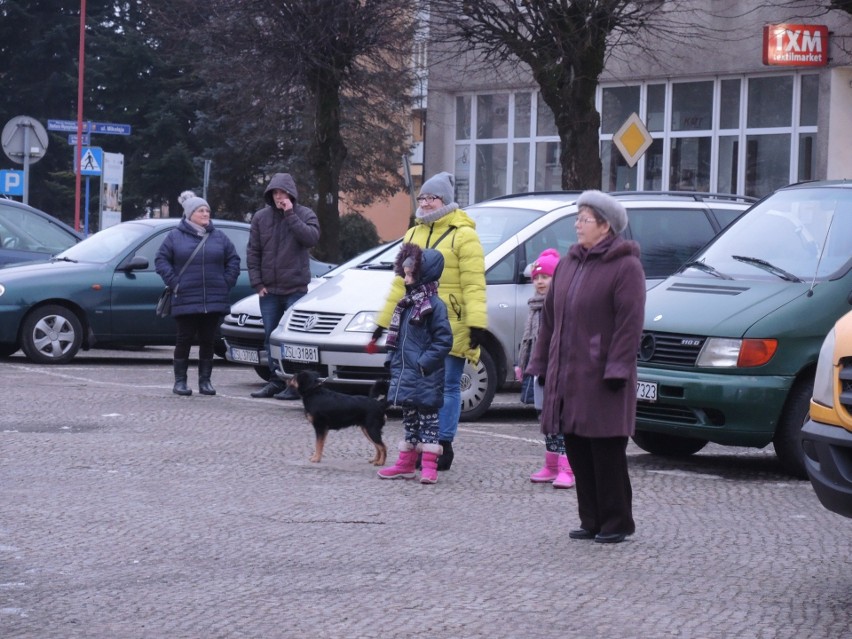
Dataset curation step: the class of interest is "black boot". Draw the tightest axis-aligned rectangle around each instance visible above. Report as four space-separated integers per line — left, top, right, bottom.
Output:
436 440 454 471
251 379 284 398
172 359 192 396
198 359 216 396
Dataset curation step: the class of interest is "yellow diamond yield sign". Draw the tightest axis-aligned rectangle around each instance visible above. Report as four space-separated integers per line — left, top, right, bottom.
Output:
613 113 652 168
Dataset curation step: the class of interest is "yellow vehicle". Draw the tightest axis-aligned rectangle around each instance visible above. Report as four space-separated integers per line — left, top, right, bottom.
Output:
801 310 852 518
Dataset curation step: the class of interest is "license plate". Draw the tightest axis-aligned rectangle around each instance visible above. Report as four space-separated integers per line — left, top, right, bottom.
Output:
230 347 259 364
636 380 658 402
281 343 319 363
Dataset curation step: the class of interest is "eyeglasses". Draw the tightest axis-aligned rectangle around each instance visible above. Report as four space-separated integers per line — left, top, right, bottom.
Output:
416 195 442 203
575 216 598 225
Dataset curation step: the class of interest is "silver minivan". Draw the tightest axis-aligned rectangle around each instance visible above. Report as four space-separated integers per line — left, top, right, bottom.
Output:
268 191 753 420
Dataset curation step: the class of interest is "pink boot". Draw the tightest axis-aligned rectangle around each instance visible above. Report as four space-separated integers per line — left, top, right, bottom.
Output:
419 443 442 484
377 442 417 479
530 451 559 483
552 454 576 489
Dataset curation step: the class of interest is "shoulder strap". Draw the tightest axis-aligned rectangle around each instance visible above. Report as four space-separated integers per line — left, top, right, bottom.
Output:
174 233 209 287
428 225 457 249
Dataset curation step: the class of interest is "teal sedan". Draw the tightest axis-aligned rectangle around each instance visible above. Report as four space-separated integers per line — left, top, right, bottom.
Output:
0 218 254 363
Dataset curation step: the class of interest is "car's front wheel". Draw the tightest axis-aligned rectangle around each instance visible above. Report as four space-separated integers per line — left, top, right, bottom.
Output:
254 365 272 381
631 431 708 457
772 378 812 479
460 347 497 422
20 304 83 364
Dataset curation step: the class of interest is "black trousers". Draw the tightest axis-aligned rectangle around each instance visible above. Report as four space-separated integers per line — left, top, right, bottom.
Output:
563 434 635 536
174 313 221 360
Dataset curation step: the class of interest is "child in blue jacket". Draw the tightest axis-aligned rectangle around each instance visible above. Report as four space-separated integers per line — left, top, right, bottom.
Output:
378 244 453 484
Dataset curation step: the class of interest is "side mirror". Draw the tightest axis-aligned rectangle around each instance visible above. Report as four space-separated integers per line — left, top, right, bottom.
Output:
119 255 149 271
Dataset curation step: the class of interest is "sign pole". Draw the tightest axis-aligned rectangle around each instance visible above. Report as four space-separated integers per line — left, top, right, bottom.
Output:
74 0 87 232
22 124 31 204
84 176 91 235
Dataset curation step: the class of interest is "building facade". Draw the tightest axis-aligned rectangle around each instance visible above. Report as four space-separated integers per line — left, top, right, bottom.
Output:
422 2 852 207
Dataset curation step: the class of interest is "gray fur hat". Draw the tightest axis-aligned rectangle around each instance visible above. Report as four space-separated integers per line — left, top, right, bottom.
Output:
419 171 455 204
576 190 628 234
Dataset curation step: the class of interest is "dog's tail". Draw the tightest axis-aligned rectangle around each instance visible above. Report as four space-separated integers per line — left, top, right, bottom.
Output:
368 377 390 409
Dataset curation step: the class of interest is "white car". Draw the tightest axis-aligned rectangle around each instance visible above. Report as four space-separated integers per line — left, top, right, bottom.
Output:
268 191 754 420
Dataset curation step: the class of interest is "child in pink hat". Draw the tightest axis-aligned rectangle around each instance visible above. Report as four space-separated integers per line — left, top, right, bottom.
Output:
516 248 575 488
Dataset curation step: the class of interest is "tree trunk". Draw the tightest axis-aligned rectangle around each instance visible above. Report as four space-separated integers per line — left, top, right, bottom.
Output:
308 74 348 263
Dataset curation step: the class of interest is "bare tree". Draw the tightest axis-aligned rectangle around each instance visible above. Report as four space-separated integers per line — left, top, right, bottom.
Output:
428 1 730 190
152 0 417 262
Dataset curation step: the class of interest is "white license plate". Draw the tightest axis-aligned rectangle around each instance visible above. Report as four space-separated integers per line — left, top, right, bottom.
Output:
281 344 319 363
636 380 658 403
230 347 260 364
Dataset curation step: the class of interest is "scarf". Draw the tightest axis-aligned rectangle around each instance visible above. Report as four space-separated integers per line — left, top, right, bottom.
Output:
516 291 545 369
385 281 439 350
415 201 459 225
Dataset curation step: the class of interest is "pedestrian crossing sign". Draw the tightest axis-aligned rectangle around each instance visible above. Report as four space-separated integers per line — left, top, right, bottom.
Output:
79 146 103 176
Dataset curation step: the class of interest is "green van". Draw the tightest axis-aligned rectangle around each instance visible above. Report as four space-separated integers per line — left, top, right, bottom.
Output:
633 180 852 477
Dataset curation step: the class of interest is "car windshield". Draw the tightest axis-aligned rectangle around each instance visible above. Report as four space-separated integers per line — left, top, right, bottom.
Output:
0 204 77 253
694 187 852 280
55 222 153 263
355 206 542 268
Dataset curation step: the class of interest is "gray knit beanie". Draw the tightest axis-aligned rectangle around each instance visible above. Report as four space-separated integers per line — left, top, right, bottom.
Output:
576 190 628 234
179 190 210 219
419 171 455 204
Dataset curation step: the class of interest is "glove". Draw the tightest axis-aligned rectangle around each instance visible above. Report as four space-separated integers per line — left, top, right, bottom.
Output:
371 326 385 342
365 340 379 354
605 378 626 392
537 373 545 387
469 327 486 349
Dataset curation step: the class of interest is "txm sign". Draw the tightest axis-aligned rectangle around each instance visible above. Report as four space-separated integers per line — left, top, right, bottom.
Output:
763 24 829 67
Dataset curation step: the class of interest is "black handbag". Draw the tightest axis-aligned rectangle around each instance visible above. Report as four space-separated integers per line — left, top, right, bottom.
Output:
155 233 209 318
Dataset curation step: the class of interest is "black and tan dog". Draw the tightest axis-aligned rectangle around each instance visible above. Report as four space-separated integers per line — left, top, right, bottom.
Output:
288 370 389 466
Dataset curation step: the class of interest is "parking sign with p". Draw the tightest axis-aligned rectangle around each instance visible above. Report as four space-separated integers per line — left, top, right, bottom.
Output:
0 169 24 196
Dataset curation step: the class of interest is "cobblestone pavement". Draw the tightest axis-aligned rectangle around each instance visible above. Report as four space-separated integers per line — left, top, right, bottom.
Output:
2 348 851 639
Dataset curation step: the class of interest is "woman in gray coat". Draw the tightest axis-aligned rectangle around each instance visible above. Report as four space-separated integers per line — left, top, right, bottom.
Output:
527 190 646 544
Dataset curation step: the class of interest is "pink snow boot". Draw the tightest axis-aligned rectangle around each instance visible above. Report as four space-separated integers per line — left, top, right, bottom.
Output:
552 454 576 489
419 443 442 484
377 442 418 479
530 451 559 483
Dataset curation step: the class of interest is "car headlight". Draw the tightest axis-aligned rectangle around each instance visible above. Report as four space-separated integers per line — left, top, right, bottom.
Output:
0 284 5 296
346 311 379 333
695 337 777 367
812 327 836 408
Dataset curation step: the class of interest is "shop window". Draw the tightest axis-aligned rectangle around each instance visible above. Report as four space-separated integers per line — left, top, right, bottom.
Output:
745 134 790 197
514 93 531 137
477 94 509 139
601 86 640 134
800 75 819 126
798 133 816 181
534 141 561 190
670 137 711 191
602 141 637 191
747 76 793 128
536 97 558 136
512 143 530 194
647 84 666 132
718 136 739 195
475 143 507 202
454 145 472 206
671 81 713 131
719 79 741 129
643 139 664 191
456 96 471 140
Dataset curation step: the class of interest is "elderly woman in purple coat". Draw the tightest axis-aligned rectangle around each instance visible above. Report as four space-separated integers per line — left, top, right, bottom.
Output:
526 190 646 544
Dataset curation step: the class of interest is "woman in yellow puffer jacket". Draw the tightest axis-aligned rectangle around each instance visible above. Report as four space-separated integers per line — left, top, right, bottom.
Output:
374 172 487 471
